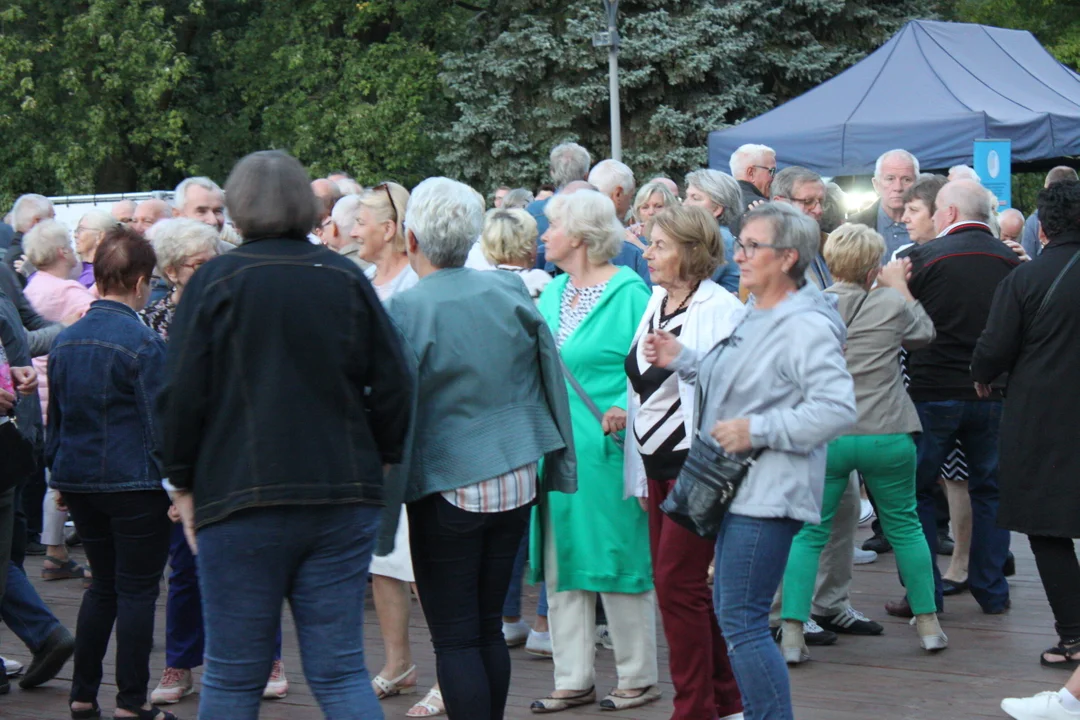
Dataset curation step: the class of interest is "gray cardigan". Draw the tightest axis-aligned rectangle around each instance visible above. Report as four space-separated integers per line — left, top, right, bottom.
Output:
377 268 577 555
672 283 856 524
827 282 935 436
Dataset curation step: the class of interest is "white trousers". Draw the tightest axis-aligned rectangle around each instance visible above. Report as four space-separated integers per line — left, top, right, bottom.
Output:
543 519 658 691
41 485 67 547
369 506 415 582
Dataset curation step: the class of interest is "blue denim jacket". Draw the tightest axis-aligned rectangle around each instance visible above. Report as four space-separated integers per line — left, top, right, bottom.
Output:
46 300 168 493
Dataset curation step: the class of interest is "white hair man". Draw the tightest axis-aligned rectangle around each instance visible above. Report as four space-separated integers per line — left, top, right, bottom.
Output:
529 142 593 269
4 194 56 283
110 199 137 225
948 164 980 182
587 159 636 223
325 194 369 269
850 149 920 261
999 208 1024 244
132 198 173 236
1021 165 1079 258
311 178 343 244
173 177 226 233
729 143 777 209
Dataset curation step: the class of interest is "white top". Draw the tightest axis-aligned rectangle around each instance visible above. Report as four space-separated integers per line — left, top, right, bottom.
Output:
498 265 552 302
366 264 419 302
465 241 497 271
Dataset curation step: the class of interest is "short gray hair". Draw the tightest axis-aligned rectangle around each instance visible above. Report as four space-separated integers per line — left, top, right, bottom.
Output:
937 180 992 224
23 219 71 267
549 143 592 189
948 164 980 182
588 159 636 196
174 176 224 213
874 149 920 180
685 169 743 230
79 209 119 234
224 151 320 241
406 177 484 269
150 218 220 274
501 188 535 210
544 189 623 265
331 194 364 233
11 194 54 233
741 202 820 283
729 144 776 178
772 166 824 201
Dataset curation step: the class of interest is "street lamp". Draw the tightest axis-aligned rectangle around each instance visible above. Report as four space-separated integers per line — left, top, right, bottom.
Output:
592 1 621 161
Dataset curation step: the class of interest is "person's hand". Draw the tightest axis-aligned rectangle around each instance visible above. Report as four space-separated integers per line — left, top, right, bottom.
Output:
627 222 644 236
748 199 766 210
642 329 684 368
167 504 181 523
1003 239 1031 262
13 258 24 275
974 382 993 399
601 407 627 435
11 366 37 396
61 308 87 326
637 497 648 512
878 258 912 288
710 418 753 454
0 387 15 414
55 492 68 512
624 226 646 250
169 490 198 554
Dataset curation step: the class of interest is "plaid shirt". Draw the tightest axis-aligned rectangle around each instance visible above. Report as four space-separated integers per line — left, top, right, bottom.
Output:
441 462 538 513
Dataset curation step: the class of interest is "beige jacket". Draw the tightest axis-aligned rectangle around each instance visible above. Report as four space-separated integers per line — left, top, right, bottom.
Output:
827 282 935 436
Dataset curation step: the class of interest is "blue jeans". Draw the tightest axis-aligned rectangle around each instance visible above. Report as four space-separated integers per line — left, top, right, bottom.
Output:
714 513 802 720
914 401 1010 612
196 503 382 720
3 481 63 654
503 524 548 618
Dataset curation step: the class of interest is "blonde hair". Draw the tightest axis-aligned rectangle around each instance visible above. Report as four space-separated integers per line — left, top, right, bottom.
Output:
24 219 72 268
647 205 724 282
632 182 679 224
823 223 886 284
481 209 538 266
545 190 623 265
357 182 410 254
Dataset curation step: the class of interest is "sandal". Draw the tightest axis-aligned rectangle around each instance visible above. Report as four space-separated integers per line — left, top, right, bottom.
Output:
1042 639 1080 670
71 702 101 720
43 557 87 581
406 687 445 717
371 664 417 699
599 685 663 711
530 687 596 713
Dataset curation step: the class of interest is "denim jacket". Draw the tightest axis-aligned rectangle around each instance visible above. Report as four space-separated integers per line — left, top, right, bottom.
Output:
46 300 167 493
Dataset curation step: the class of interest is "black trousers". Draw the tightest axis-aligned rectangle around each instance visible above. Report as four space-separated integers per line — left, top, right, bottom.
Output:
408 494 530 720
64 491 171 711
1029 535 1080 642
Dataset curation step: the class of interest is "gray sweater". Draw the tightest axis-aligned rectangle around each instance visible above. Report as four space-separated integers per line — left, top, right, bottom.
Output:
672 283 856 524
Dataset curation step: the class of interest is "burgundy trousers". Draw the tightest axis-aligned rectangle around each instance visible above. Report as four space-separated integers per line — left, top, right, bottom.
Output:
648 477 743 720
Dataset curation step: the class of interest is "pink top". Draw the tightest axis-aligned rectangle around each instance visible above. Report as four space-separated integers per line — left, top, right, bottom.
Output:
24 272 95 422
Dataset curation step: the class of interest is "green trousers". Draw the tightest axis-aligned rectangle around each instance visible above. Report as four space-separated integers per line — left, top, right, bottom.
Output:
781 433 937 620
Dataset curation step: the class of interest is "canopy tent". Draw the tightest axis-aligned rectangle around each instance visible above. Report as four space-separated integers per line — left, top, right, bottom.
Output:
707 20 1080 176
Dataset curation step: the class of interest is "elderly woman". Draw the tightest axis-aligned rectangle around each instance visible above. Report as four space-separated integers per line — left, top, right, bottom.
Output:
73 210 118 288
627 181 679 241
626 204 744 720
141 219 219 339
322 195 367 269
350 181 417 300
47 227 175 720
778 223 945 664
378 177 574 720
160 151 411 720
529 189 656 713
646 203 857 720
683 170 743 294
480 208 552 301
22 220 94 580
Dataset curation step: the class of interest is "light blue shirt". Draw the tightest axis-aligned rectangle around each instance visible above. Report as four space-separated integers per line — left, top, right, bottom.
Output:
877 203 910 263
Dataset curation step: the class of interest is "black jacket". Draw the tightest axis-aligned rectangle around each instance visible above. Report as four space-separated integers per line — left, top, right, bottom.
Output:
738 180 768 211
972 232 1080 536
0 264 62 357
904 223 1020 402
159 237 412 529
3 233 26 288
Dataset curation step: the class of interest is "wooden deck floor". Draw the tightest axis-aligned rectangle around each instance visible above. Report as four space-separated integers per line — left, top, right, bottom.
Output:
0 527 1066 719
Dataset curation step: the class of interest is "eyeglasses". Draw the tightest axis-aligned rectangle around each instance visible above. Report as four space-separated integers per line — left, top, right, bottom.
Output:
181 259 209 272
784 195 824 211
752 165 777 177
734 238 783 258
373 182 399 223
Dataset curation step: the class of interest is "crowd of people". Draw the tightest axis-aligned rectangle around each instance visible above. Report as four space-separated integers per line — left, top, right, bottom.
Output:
0 138 1077 720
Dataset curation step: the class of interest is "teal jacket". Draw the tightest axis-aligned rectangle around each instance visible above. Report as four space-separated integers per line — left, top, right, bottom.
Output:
376 267 577 555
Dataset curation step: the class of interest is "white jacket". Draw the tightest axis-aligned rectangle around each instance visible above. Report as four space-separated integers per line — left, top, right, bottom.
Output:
622 279 744 498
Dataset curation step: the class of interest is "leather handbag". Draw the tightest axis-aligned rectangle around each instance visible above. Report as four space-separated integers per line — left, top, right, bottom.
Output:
0 416 36 494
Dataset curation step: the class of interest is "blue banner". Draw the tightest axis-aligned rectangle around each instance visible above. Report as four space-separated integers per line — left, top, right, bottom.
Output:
973 139 1012 210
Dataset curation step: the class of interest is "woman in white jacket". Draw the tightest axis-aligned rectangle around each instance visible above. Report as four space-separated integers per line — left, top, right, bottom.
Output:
624 205 745 720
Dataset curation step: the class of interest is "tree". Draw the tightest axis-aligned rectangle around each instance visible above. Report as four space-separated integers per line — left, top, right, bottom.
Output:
438 0 938 192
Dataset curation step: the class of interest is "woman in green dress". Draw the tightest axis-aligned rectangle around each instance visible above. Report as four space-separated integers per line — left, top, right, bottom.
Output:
528 188 658 714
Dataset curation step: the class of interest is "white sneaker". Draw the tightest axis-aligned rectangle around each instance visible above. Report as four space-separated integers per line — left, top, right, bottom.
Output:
853 547 878 565
262 659 288 700
151 667 194 705
524 630 552 658
594 624 614 650
859 498 876 526
1 656 23 677
1002 691 1080 719
503 620 531 647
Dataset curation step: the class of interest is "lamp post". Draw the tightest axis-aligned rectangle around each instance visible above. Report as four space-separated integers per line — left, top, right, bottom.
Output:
593 1 621 161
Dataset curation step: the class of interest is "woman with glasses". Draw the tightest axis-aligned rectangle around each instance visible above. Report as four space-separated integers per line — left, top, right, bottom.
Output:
682 170 743 294
645 203 856 720
73 211 119 289
351 182 417 301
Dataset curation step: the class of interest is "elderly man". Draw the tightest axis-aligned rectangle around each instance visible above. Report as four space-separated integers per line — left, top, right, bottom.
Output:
648 176 679 197
3 195 55 285
729 143 776 210
948 165 981 182
585 161 650 285
173 177 226 233
771 166 831 289
851 149 920 261
324 195 369 270
493 186 510 208
1021 166 1079 258
529 142 592 269
110 199 137 226
311 178 343 244
884 180 1019 620
132 199 172 236
999 208 1025 244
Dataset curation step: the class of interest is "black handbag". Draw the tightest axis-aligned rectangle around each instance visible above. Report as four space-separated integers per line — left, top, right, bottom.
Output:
660 322 761 538
0 416 36 494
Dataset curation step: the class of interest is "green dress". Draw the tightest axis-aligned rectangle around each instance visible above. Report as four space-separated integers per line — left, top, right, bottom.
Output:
528 267 653 594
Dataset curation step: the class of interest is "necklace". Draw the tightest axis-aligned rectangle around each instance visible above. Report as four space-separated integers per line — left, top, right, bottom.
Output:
658 283 698 329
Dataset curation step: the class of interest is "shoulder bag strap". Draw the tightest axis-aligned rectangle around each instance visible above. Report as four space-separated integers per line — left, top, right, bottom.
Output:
558 353 623 449
844 290 870 328
1034 249 1080 325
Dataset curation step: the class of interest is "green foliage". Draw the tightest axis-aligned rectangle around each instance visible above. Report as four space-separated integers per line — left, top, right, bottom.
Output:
947 0 1080 68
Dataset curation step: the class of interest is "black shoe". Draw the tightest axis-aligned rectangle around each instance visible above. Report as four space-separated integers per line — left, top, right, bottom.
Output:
772 620 838 646
813 608 884 636
862 533 892 554
942 579 970 596
937 534 955 556
20 626 75 689
0 659 9 695
984 598 1011 615
24 540 47 556
1004 552 1016 577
